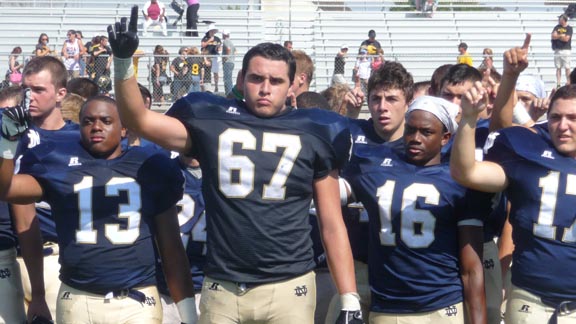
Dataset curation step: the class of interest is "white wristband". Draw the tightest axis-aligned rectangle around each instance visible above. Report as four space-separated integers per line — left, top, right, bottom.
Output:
176 297 198 324
113 57 135 80
0 139 18 159
340 292 361 311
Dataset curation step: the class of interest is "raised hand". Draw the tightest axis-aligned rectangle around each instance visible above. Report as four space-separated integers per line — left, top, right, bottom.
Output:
1 88 31 141
503 33 531 77
107 6 139 59
461 81 487 119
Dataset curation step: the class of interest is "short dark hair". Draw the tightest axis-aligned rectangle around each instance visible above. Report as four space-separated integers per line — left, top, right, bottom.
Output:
23 56 67 90
67 77 99 99
368 29 376 37
368 61 414 103
429 64 453 96
440 64 482 91
296 91 331 110
549 84 576 114
138 83 152 109
458 42 468 50
242 42 296 84
79 95 117 118
0 86 23 106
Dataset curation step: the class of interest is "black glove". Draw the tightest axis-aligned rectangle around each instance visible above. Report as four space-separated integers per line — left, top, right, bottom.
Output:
1 88 30 141
107 6 139 59
335 310 364 324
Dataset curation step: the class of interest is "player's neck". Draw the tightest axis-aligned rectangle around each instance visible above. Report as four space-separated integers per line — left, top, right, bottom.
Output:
33 109 66 130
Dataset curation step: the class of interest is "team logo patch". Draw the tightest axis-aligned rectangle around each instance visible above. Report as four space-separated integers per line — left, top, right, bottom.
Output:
444 305 458 316
380 158 393 167
226 106 240 115
68 157 82 167
0 268 11 279
294 285 308 297
519 305 530 313
61 291 72 300
541 150 555 159
143 296 156 306
354 135 367 144
209 282 220 291
483 258 495 270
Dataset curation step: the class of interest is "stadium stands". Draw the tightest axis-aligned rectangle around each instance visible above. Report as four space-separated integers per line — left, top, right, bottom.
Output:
0 0 569 104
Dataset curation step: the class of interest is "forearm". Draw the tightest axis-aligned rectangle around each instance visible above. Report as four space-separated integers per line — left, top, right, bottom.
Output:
460 226 487 324
113 57 147 132
462 270 487 324
12 204 46 299
490 72 519 132
450 114 479 186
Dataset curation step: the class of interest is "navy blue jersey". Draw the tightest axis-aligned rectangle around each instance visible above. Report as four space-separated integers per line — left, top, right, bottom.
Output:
18 135 184 294
343 118 404 263
485 126 576 305
14 121 80 243
345 144 492 313
157 162 206 294
165 92 351 283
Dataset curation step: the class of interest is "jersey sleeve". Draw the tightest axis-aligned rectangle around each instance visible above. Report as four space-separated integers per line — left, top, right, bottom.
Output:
454 188 494 225
484 129 525 174
311 113 351 179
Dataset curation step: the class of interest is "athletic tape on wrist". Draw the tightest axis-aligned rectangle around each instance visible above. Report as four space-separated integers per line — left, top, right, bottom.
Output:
113 57 135 80
0 139 18 159
340 292 361 311
176 297 198 324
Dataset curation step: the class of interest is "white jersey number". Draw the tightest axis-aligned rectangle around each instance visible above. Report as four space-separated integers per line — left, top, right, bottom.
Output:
177 193 207 255
218 129 302 200
534 172 576 242
75 176 141 245
377 181 438 248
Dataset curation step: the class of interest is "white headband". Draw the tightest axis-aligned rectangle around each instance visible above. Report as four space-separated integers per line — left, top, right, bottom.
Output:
407 96 459 134
516 74 546 99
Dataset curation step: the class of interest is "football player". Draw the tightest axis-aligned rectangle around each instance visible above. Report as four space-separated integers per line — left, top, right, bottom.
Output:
109 7 362 323
0 86 27 324
14 56 80 322
344 96 489 324
452 77 576 323
0 96 197 323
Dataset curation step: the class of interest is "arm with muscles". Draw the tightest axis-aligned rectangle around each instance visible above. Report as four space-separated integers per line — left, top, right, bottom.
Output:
459 224 487 324
108 6 191 153
154 206 197 324
314 170 363 324
450 82 508 193
0 96 52 322
13 203 52 323
489 33 531 132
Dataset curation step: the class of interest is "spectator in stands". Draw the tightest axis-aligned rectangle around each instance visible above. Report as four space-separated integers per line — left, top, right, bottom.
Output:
7 47 22 86
478 47 494 71
551 14 573 87
371 48 385 72
61 29 84 79
187 46 205 93
75 31 87 77
85 35 100 79
171 47 191 99
186 0 199 37
423 0 438 17
222 29 236 96
35 33 51 57
354 47 371 97
332 44 349 86
143 0 168 37
283 40 293 51
457 42 473 66
152 45 169 105
359 29 381 56
91 36 113 95
201 24 221 93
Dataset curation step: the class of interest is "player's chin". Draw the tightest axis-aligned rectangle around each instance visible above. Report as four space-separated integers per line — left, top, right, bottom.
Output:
250 105 283 118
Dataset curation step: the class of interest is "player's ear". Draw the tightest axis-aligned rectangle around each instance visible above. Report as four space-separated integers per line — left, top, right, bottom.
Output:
55 87 67 106
441 132 451 146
